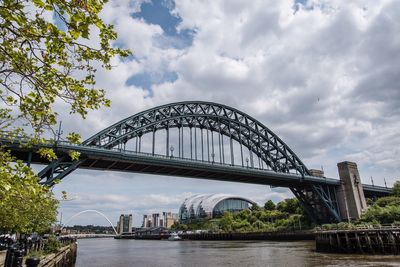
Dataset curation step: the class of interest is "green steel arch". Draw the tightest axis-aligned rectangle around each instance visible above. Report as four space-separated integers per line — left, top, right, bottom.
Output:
32 101 344 224
1 101 392 224
83 101 310 176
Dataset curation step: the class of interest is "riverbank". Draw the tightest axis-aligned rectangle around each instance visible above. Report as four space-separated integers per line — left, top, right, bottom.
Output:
116 230 315 241
180 230 314 241
316 226 400 254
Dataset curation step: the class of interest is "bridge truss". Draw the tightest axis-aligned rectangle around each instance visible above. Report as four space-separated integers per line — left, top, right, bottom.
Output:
32 102 344 223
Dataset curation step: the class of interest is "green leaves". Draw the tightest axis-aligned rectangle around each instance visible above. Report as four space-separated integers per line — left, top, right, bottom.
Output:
38 148 58 161
359 194 400 225
393 181 400 197
0 0 131 134
0 0 130 236
0 150 58 234
68 150 81 161
32 0 46 8
66 132 82 144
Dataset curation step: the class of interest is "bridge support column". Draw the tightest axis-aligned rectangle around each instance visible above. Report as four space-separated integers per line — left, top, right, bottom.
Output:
336 161 367 221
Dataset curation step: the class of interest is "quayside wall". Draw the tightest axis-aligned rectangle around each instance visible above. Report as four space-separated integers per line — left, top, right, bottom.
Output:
116 231 315 241
181 231 315 241
316 227 400 254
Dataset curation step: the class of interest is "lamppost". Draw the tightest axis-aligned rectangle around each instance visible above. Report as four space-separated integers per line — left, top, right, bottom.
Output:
54 121 63 143
170 145 174 158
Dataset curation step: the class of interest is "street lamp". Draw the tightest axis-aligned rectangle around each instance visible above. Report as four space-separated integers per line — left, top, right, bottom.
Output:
170 145 174 158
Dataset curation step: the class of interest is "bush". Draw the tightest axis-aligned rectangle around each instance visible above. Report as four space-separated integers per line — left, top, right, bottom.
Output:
393 181 400 197
375 196 400 207
43 236 61 254
264 200 276 211
359 204 400 224
336 222 354 230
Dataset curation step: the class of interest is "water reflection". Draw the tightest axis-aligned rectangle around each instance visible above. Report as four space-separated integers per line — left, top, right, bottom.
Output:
76 238 400 267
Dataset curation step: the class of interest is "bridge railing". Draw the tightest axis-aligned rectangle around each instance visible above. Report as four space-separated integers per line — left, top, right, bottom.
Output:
0 132 298 174
0 133 391 189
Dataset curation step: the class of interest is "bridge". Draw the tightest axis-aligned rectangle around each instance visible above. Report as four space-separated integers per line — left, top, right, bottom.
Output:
0 101 392 224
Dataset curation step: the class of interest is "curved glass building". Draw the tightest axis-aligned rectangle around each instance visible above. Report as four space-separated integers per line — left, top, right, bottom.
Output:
178 194 254 224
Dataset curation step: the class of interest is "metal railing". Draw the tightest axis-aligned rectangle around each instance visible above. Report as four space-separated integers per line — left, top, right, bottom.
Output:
316 224 400 233
0 133 393 189
1 235 76 267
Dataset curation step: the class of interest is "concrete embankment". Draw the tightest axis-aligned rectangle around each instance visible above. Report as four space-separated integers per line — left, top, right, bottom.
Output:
180 231 315 241
316 227 400 254
116 231 315 241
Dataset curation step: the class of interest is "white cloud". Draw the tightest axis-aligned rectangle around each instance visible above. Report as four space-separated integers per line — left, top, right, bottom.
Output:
49 0 400 225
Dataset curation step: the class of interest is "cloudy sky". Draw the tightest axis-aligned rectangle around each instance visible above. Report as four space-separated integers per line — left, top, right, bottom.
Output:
44 0 400 227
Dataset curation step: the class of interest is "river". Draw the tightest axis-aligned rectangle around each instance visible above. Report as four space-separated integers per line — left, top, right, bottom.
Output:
75 238 400 267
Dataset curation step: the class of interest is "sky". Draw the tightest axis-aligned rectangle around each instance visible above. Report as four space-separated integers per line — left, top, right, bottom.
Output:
38 0 400 227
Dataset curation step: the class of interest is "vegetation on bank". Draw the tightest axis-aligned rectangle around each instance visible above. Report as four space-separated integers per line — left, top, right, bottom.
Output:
172 182 400 232
320 181 400 230
171 198 313 233
358 181 400 225
63 225 115 234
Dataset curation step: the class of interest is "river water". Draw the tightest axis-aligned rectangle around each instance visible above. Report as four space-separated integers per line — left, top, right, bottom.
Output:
75 238 400 267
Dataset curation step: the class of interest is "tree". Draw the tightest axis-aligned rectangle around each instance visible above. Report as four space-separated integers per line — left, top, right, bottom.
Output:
393 181 400 197
264 200 276 211
359 204 400 225
250 203 261 211
0 0 130 133
276 198 300 214
0 0 130 234
0 150 58 234
219 212 233 232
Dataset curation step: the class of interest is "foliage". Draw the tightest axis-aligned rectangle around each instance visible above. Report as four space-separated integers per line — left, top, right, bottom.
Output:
0 0 130 132
358 193 400 225
393 181 400 197
37 148 58 161
321 222 355 230
264 200 276 211
0 0 130 235
27 250 44 259
63 224 115 234
250 203 261 211
68 150 81 160
375 196 400 208
276 198 303 214
219 212 234 232
174 198 313 233
359 204 400 225
43 235 61 254
0 150 58 234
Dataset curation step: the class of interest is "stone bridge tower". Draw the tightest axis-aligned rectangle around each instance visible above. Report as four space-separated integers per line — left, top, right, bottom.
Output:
336 161 367 221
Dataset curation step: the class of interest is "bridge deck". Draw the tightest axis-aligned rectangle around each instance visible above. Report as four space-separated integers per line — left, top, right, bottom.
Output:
2 138 392 196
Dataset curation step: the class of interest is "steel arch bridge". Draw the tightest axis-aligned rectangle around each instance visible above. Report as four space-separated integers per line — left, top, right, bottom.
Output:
1 101 392 224
84 101 309 175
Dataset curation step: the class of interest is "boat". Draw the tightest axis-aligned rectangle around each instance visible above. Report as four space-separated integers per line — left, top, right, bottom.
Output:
168 232 182 241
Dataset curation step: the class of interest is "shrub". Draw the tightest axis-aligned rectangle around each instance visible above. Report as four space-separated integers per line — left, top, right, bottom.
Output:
43 236 61 254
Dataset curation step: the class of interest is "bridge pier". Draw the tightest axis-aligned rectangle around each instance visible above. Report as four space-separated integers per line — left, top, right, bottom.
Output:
336 161 367 221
